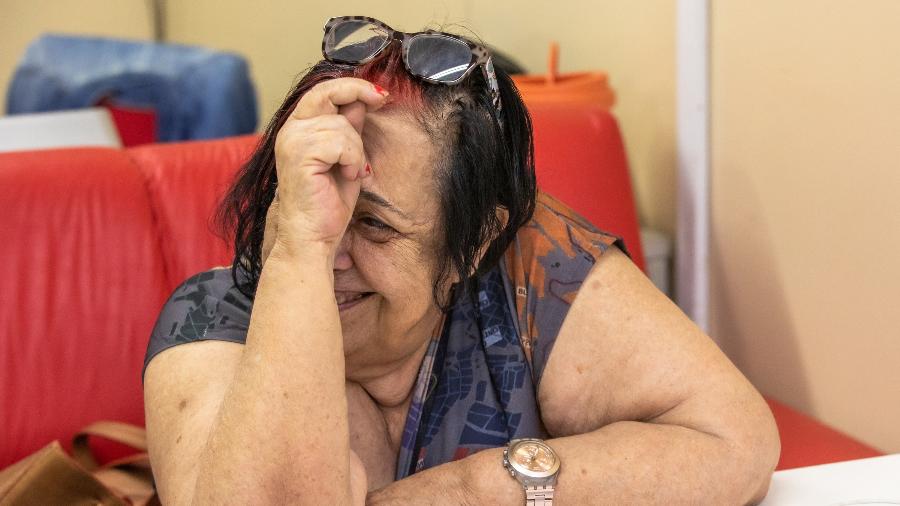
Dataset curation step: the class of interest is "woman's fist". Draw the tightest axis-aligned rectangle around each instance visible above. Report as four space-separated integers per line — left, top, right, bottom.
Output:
266 78 388 263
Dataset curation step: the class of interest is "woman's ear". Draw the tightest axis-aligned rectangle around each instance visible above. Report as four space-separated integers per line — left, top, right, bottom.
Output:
495 206 509 230
471 205 510 268
442 205 513 288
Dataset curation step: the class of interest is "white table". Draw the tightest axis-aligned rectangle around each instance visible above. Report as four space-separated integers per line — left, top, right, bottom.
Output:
0 108 121 153
761 453 900 505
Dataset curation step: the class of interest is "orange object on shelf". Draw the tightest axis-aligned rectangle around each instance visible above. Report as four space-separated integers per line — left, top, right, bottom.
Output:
511 42 615 109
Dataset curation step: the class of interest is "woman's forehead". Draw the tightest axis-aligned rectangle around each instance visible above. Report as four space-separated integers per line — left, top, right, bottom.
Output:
360 110 439 221
361 108 429 157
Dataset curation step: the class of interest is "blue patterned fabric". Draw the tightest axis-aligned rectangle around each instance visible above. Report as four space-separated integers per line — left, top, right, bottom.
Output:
397 268 547 478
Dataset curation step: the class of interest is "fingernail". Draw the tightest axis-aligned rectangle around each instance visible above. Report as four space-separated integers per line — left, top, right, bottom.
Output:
365 162 373 175
373 84 389 97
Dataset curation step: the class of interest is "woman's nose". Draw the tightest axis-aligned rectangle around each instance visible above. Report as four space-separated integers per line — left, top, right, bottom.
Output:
333 232 353 271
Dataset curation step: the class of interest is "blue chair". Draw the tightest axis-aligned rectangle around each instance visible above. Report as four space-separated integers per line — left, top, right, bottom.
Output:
6 34 258 142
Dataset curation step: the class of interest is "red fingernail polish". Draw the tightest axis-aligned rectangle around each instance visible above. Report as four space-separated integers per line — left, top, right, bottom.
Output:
365 163 372 174
373 84 389 96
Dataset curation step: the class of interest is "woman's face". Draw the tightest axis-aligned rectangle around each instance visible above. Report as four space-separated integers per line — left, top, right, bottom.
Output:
334 108 446 376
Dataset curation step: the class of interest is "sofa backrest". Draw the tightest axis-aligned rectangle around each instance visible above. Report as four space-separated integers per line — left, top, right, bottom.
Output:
0 108 642 468
529 103 644 268
0 148 168 466
127 135 258 291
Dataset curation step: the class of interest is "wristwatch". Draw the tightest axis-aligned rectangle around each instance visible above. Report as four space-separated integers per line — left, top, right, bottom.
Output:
502 438 561 505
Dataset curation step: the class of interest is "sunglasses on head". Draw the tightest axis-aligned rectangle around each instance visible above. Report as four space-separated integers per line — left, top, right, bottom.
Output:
322 16 504 129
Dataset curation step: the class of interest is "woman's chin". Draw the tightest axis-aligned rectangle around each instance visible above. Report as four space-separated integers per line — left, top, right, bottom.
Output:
338 294 377 347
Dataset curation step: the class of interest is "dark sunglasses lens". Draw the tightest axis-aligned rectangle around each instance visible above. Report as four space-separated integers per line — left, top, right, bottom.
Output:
325 20 389 62
407 35 472 83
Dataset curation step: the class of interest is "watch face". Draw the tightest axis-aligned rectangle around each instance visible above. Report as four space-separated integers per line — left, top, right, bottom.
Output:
509 440 560 478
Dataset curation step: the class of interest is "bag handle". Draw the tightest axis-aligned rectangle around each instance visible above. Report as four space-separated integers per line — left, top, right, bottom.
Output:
71 422 157 506
72 421 148 472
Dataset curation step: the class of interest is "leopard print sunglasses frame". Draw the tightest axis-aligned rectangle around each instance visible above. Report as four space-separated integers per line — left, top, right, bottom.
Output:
322 15 504 129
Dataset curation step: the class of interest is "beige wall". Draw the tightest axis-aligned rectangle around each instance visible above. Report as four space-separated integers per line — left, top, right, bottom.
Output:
0 0 676 236
711 0 900 452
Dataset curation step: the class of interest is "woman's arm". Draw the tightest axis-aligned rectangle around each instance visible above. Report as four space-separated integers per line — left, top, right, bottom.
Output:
190 250 358 504
144 261 367 504
144 252 360 505
144 78 387 505
367 246 780 504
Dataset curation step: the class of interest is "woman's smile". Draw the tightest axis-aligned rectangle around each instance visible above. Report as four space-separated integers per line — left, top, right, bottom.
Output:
335 290 374 311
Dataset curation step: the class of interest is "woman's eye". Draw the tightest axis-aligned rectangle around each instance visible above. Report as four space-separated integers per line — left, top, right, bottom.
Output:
355 216 396 242
360 217 390 230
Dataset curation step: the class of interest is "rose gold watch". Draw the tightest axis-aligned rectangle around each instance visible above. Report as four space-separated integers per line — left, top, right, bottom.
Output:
502 438 561 506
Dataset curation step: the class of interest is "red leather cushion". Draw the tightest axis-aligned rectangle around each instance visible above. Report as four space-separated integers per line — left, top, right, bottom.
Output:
529 104 645 270
126 135 258 292
104 103 158 147
767 398 882 470
0 148 168 468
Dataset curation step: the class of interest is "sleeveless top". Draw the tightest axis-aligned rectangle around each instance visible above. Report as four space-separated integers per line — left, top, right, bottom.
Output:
143 192 624 480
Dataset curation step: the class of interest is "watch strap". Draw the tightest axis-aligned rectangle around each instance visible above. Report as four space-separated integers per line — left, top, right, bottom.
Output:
525 485 554 505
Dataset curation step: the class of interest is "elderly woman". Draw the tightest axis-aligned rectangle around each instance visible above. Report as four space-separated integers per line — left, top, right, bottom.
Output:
143 16 779 505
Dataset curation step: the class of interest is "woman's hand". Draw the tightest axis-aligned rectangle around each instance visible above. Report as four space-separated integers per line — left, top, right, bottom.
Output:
264 78 389 264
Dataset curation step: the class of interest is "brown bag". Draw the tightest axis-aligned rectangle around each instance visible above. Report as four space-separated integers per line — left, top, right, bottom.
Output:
0 421 157 506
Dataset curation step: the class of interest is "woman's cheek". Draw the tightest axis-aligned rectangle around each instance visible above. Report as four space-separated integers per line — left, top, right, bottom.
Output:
351 235 436 302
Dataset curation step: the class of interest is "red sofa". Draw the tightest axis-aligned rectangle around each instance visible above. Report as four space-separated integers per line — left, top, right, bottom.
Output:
0 104 880 471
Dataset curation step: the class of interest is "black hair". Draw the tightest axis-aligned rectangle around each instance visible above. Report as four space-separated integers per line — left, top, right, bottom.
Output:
216 39 536 309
